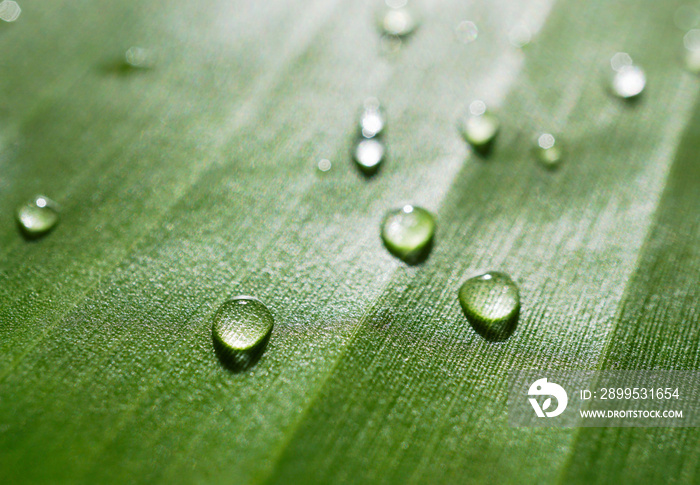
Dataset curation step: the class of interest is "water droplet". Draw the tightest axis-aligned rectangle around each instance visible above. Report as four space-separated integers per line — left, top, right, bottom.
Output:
379 5 418 38
458 272 520 341
381 205 435 264
16 195 60 239
675 5 700 31
458 101 500 154
359 98 386 138
609 54 645 99
317 158 332 172
0 1 21 22
455 21 478 44
535 133 563 168
508 24 532 48
212 296 273 371
125 46 156 69
354 138 385 175
684 29 700 73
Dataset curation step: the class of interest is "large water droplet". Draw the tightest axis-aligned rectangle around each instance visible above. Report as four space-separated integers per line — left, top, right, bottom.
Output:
16 195 60 239
354 138 385 175
609 54 645 99
381 205 435 264
458 272 520 341
212 296 273 371
535 133 563 168
379 4 418 38
458 101 500 154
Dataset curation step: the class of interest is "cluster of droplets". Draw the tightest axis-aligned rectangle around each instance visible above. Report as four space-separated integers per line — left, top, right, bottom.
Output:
19 2 689 371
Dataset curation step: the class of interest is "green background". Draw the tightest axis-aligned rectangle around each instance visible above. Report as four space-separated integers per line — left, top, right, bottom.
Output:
0 0 698 483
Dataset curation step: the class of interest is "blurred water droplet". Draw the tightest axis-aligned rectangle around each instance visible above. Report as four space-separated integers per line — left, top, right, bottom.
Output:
0 1 21 22
212 296 273 371
508 24 532 48
535 133 563 168
608 54 645 99
317 158 332 172
381 205 435 264
16 195 59 238
359 98 386 138
683 29 700 73
458 272 520 341
354 138 385 175
125 46 156 69
458 101 500 154
675 5 700 31
455 21 478 44
379 5 418 38
611 65 646 99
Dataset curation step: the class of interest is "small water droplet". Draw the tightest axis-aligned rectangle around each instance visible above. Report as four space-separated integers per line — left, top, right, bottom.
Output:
212 296 273 371
354 138 385 175
317 158 332 172
379 5 418 38
125 46 156 69
16 195 60 239
458 101 500 154
535 133 563 168
508 24 532 48
609 54 645 99
458 272 520 341
381 205 435 264
359 98 386 138
0 1 21 22
455 21 478 44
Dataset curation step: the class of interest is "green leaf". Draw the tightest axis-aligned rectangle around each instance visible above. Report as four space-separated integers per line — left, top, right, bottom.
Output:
1 0 698 483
